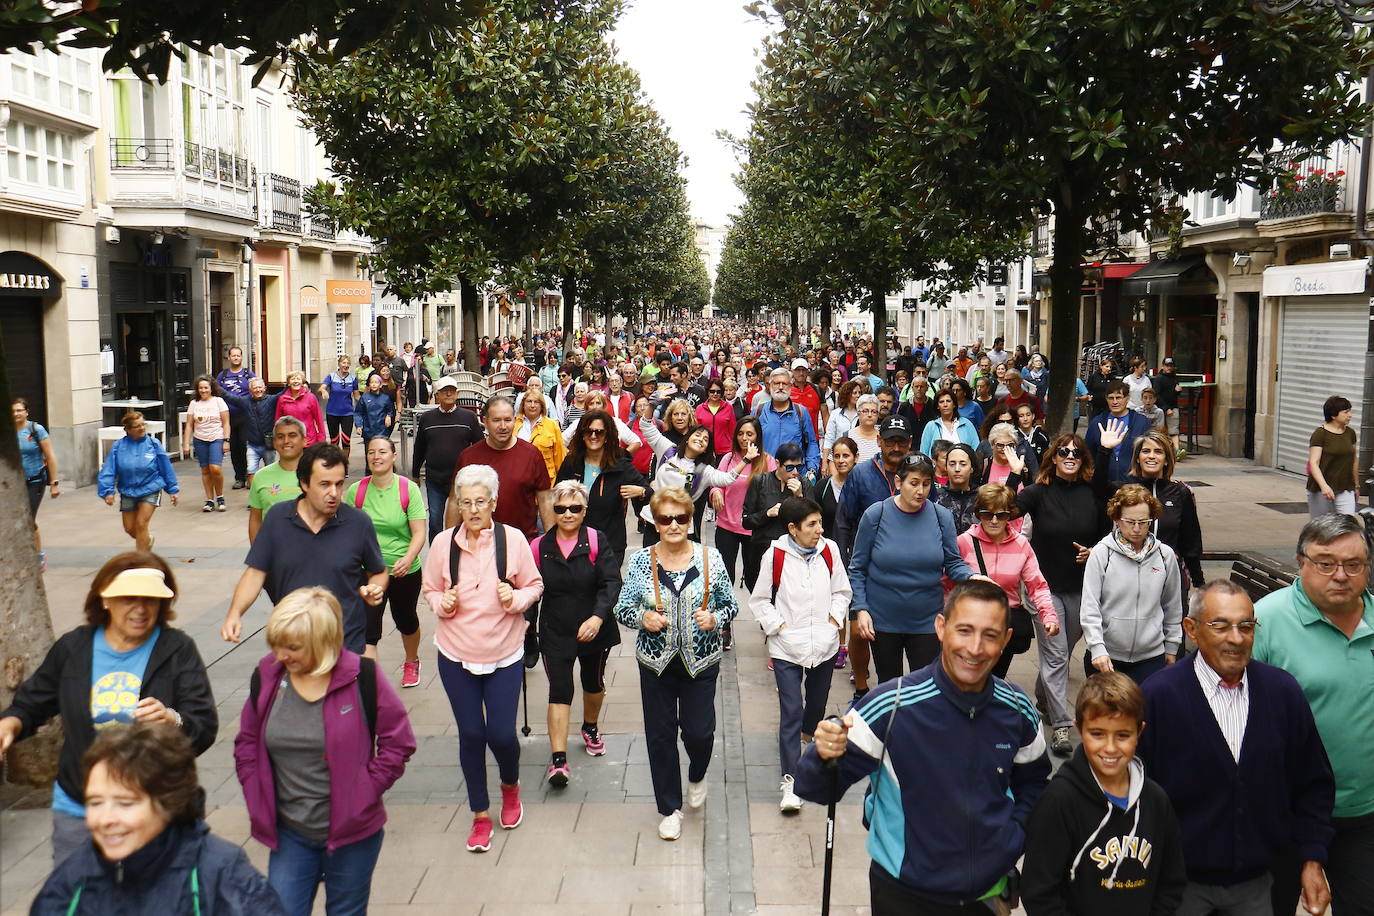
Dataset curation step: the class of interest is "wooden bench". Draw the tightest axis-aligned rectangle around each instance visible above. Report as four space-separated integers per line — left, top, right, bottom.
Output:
1203 551 1297 602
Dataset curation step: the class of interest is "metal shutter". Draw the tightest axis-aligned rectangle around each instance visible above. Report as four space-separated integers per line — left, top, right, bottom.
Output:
1274 296 1366 473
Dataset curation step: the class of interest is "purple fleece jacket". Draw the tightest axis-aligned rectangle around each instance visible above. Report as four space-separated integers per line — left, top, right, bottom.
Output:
234 650 416 852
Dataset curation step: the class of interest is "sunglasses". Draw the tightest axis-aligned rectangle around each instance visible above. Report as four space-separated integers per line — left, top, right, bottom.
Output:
976 510 1015 521
552 504 585 515
782 463 804 472
654 513 692 527
583 428 607 438
1056 446 1082 458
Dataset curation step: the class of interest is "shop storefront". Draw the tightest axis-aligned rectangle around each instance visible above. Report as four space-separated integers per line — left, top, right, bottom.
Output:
0 251 62 428
1262 258 1369 473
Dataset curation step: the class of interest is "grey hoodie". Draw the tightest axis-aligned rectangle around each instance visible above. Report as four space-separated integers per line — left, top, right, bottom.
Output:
1080 532 1182 663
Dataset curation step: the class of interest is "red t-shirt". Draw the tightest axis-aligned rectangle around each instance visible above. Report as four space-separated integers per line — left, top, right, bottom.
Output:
456 439 550 539
791 384 822 438
1003 390 1044 422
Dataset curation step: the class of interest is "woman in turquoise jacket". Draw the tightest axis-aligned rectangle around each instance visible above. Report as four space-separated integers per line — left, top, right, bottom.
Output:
918 389 980 456
97 411 179 553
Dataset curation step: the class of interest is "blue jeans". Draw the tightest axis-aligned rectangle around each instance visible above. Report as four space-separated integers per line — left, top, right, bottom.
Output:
425 479 449 543
268 823 383 916
246 443 275 475
772 656 837 777
436 654 522 813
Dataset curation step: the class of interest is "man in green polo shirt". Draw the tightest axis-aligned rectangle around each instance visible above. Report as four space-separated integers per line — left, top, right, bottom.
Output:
248 416 307 543
1254 513 1374 916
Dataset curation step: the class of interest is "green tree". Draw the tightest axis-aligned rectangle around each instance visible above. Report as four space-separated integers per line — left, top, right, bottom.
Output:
750 0 1369 430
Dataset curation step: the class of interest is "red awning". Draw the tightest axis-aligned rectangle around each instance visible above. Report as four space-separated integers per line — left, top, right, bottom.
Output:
1095 262 1148 279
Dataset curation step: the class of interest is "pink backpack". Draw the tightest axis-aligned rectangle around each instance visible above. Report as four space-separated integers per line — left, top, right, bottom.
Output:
353 475 411 511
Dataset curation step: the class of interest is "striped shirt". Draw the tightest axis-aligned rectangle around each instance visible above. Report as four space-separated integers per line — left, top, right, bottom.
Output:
1195 656 1249 763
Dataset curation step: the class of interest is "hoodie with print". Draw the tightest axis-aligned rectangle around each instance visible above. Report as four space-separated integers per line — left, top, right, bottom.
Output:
1021 748 1186 916
1080 532 1182 664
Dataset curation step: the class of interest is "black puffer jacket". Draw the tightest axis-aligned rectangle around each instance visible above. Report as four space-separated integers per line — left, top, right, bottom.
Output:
1 626 217 806
32 820 285 915
530 525 623 659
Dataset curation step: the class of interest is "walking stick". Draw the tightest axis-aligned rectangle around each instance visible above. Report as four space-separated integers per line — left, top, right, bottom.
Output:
520 668 532 737
821 718 842 916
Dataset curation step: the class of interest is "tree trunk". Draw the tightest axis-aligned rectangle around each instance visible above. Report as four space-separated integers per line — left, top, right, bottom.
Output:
1045 198 1088 435
0 335 61 787
788 306 799 347
561 274 579 355
821 297 833 344
869 285 888 372
459 278 481 372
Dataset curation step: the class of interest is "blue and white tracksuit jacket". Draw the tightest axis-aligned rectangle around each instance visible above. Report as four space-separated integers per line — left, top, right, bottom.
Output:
794 661 1051 905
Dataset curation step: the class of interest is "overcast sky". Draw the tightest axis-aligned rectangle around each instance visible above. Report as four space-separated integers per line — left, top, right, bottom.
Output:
610 0 772 228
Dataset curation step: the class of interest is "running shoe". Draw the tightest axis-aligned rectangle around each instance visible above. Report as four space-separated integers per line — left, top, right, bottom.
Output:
546 761 570 788
767 658 774 671
466 816 493 852
658 810 683 841
1051 726 1073 757
779 775 802 814
401 659 421 688
852 687 870 704
721 625 733 651
232 479 247 490
215 496 227 512
202 500 214 513
1176 448 1188 460
833 647 848 669
499 782 523 829
581 724 606 757
686 778 707 809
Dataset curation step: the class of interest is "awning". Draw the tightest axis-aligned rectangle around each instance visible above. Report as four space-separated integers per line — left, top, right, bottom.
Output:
1261 258 1369 298
1119 256 1210 296
1100 262 1148 279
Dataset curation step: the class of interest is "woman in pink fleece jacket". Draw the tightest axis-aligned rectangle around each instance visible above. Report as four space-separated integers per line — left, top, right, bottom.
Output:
944 483 1060 680
421 463 543 855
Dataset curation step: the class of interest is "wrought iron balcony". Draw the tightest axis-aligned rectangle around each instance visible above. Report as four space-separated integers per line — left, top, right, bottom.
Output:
1260 147 1348 220
266 173 301 233
109 138 173 169
306 216 336 240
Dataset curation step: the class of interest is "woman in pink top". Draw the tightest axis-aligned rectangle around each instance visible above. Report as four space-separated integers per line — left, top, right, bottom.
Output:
946 483 1060 681
274 370 326 445
181 375 231 512
709 417 773 649
421 463 543 855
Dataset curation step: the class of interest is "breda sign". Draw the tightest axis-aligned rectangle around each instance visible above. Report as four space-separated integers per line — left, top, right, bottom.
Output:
0 251 63 298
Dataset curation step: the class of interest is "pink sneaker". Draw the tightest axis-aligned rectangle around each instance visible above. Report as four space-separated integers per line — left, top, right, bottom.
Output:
580 724 605 757
546 761 570 787
833 647 848 669
466 816 493 852
499 783 523 829
401 659 421 688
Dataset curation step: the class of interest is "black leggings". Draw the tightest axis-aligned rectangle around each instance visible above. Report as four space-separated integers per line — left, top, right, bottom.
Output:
870 631 940 683
714 527 748 585
366 569 421 645
543 648 611 706
326 414 355 446
741 540 766 592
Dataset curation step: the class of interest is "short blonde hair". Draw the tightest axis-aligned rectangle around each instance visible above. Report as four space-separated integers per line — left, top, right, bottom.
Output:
265 587 343 676
286 370 307 386
988 422 1019 446
649 486 693 517
551 479 588 505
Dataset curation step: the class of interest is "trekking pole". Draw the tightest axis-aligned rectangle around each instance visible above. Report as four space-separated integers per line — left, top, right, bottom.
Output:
821 716 842 916
521 668 532 737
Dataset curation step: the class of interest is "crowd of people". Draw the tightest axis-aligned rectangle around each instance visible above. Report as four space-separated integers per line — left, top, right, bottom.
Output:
7 320 1373 916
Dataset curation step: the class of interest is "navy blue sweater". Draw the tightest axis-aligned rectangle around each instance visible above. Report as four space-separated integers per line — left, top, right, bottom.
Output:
1137 653 1334 884
847 497 972 633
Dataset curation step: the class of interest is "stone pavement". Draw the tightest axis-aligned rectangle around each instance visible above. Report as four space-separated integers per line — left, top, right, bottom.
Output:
0 452 1317 914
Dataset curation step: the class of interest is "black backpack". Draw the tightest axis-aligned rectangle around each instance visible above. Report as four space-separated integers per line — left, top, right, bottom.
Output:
450 524 541 667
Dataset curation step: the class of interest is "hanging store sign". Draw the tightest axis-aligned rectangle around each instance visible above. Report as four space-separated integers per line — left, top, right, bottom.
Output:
0 251 62 298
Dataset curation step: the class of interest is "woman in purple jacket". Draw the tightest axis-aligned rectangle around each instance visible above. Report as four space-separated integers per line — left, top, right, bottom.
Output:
234 587 416 916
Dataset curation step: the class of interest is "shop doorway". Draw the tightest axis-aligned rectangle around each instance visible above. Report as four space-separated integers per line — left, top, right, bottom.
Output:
118 312 166 403
1167 314 1217 436
1 297 48 427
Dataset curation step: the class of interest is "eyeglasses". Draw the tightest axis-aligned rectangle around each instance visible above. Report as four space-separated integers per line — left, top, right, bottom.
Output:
583 428 607 438
552 504 585 515
1056 447 1082 458
976 510 1014 521
1199 620 1260 635
993 441 1014 450
782 463 803 472
458 498 491 511
1299 554 1368 577
1118 518 1153 528
654 513 692 527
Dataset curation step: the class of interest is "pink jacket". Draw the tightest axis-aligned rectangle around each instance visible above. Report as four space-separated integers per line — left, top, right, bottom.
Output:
275 388 327 444
712 452 776 535
422 523 544 664
946 525 1058 628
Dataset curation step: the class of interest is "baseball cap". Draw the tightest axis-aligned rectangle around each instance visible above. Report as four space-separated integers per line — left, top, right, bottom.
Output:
1162 357 1175 365
879 416 912 439
432 377 458 391
790 358 809 370
100 568 175 599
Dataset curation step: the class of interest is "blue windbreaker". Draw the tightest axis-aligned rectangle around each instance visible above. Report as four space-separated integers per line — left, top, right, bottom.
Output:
97 435 179 499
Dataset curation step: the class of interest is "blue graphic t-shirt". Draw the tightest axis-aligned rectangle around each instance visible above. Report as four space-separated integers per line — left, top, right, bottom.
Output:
51 626 162 817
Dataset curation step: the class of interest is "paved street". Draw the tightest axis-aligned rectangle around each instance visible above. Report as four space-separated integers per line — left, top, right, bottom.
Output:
1 451 1315 914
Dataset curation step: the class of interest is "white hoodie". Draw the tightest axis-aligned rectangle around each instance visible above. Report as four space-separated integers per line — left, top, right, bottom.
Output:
749 535 851 668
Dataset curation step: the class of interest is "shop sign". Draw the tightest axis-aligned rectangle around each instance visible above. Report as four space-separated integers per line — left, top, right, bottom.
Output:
326 278 373 305
0 251 63 298
1261 258 1370 297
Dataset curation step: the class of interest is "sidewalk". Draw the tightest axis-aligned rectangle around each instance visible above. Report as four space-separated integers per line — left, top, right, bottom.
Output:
0 452 1315 914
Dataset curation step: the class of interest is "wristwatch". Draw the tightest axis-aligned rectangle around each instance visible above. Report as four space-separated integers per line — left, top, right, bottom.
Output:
169 708 184 728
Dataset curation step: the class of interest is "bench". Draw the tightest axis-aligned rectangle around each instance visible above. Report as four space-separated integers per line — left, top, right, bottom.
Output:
1203 551 1297 602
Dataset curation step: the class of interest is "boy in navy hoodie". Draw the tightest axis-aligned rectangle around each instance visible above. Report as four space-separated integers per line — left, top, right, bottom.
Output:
1021 673 1186 916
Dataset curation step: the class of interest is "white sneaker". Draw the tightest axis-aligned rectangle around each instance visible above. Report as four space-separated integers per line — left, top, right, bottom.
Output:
779 775 803 814
686 779 708 809
658 810 683 841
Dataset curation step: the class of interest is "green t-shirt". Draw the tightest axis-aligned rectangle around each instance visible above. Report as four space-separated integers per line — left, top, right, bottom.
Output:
345 475 427 572
248 461 302 511
422 354 445 382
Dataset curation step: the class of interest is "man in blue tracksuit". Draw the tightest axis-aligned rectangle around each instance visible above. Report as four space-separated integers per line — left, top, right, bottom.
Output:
797 579 1051 914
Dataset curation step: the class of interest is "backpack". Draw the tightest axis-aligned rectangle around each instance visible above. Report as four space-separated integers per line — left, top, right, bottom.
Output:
450 523 541 666
532 528 600 569
770 543 835 605
250 657 378 747
353 475 411 511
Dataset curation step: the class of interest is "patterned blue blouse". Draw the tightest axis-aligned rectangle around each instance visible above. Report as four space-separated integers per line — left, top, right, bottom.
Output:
614 543 739 676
